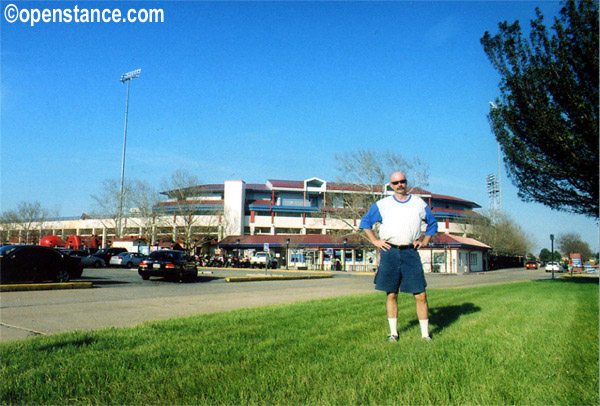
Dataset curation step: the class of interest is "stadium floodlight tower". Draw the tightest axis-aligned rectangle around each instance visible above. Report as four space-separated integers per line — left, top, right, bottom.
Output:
117 68 141 238
486 173 501 216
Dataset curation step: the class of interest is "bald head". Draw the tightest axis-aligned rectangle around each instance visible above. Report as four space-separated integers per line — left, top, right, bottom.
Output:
390 172 406 183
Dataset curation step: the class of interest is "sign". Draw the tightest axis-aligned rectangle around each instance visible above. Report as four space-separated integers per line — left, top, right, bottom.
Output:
263 243 269 252
326 248 333 255
570 253 583 272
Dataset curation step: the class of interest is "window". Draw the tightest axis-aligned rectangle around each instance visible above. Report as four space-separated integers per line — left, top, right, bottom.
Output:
255 227 271 235
470 253 478 265
275 228 302 235
355 250 364 262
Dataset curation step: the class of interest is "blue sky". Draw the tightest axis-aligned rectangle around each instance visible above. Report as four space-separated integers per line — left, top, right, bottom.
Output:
1 1 598 253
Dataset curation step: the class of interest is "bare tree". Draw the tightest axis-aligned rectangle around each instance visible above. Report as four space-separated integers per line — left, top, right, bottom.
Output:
328 150 430 233
0 210 20 243
1 201 51 243
160 170 221 252
129 179 162 245
90 178 132 238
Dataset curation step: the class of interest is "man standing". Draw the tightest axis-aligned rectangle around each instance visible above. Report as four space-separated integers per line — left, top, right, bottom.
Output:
359 172 438 342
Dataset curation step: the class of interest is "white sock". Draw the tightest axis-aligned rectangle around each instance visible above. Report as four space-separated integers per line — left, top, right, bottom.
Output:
419 319 429 338
388 318 398 336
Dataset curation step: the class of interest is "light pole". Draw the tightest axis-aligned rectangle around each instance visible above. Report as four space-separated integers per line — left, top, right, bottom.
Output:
550 234 555 280
117 69 141 239
286 238 290 270
342 238 347 272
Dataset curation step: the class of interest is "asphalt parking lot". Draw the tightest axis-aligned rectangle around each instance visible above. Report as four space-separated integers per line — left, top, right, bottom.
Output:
0 267 556 342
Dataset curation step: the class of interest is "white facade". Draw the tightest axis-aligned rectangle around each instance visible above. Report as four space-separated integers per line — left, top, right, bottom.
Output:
223 180 246 236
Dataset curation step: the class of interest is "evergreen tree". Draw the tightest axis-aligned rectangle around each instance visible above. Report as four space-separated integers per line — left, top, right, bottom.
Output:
481 0 598 218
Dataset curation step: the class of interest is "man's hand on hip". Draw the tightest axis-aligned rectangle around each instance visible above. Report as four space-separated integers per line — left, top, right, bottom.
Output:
374 239 391 251
363 229 391 251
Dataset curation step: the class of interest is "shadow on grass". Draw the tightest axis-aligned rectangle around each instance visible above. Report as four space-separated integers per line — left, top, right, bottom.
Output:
535 276 599 285
399 302 481 335
34 336 97 352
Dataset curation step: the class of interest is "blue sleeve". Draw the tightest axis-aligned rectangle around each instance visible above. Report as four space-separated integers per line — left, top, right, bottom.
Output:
424 206 438 236
359 203 382 230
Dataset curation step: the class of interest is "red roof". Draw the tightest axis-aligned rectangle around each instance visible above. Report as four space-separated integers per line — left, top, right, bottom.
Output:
268 179 304 188
246 183 270 190
432 233 491 249
431 207 484 217
268 179 433 195
430 193 480 208
159 178 479 210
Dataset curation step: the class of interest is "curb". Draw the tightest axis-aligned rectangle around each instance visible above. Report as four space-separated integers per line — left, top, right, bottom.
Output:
198 266 375 276
226 274 333 282
0 282 94 292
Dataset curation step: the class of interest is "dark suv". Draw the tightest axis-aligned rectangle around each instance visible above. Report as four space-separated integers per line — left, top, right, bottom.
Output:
138 250 198 282
0 245 84 283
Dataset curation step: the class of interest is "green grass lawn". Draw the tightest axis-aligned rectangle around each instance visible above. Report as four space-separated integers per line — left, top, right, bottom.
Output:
1 278 598 405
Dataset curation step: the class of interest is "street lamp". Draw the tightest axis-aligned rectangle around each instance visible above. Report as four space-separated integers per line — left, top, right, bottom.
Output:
550 234 555 280
286 238 290 270
343 238 347 272
117 68 141 239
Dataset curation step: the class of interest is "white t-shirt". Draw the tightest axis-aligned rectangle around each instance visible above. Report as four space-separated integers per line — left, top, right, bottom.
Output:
359 194 438 245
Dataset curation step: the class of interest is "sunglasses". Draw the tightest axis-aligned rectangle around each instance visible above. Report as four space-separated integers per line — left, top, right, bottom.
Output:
391 180 407 185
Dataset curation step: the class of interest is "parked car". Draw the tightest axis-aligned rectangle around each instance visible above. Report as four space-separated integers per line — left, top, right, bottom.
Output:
525 261 538 269
110 252 147 268
138 250 198 282
62 249 106 268
545 261 562 272
0 245 84 284
93 247 128 264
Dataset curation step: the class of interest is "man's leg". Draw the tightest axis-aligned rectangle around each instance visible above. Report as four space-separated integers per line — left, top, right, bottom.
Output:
387 292 398 318
414 291 431 339
387 292 398 339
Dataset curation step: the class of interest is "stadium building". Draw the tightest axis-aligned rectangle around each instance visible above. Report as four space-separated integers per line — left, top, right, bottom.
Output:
3 177 491 273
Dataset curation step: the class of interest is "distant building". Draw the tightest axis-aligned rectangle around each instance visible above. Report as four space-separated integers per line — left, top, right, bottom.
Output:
1 177 491 273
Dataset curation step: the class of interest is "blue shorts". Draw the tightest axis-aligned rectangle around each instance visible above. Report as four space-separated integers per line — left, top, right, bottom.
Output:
374 247 427 294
